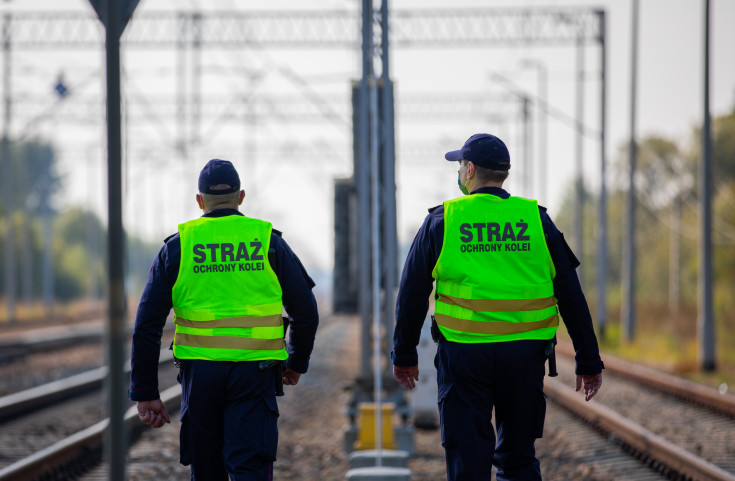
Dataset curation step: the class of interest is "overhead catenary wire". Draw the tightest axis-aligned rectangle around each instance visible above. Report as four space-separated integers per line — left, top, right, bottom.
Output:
122 69 178 148
490 70 600 140
213 0 354 126
170 3 353 184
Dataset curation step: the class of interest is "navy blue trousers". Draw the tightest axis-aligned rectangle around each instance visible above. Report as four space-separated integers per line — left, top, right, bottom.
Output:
179 359 279 481
436 340 547 481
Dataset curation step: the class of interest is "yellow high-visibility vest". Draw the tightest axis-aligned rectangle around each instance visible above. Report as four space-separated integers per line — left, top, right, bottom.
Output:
172 215 287 361
432 194 559 343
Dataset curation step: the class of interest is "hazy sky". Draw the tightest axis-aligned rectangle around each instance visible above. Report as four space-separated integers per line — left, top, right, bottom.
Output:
5 0 735 282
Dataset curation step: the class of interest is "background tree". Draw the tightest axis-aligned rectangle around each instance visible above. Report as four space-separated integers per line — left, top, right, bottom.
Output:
554 102 735 362
1 138 158 316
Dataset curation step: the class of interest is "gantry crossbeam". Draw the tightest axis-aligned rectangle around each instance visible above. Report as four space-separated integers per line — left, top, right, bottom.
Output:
3 8 602 50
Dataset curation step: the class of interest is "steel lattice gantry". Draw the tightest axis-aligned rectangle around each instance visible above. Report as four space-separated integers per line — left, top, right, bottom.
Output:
3 9 603 48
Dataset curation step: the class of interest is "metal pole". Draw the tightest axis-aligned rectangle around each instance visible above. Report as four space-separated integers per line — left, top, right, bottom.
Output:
520 59 548 202
522 95 531 197
87 158 98 302
103 0 128 479
42 190 54 310
177 13 187 150
21 199 32 306
669 196 681 312
177 12 188 220
380 0 397 349
2 13 15 324
192 13 201 163
370 58 383 469
596 10 608 337
358 0 373 385
538 63 548 203
574 33 585 286
40 155 55 311
367 0 383 463
622 0 638 342
698 0 715 372
245 96 257 187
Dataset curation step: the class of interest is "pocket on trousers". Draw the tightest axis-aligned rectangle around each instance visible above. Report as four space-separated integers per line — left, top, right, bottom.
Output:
437 382 455 448
179 405 192 466
258 396 280 462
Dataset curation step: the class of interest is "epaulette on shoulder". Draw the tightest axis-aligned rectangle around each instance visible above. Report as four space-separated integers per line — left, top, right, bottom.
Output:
162 233 176 244
272 228 283 237
428 204 442 213
538 204 548 212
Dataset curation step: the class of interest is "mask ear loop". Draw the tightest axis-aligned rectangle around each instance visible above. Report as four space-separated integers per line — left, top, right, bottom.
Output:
462 163 472 193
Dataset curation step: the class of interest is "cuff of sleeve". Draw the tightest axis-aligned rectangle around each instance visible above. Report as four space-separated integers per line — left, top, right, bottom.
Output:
574 359 605 376
391 350 418 367
128 388 161 402
285 357 309 374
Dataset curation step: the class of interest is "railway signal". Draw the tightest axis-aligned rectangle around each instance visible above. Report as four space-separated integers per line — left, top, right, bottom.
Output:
87 1 140 480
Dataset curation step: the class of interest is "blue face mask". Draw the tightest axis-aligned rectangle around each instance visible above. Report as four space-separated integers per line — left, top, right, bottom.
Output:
457 164 470 195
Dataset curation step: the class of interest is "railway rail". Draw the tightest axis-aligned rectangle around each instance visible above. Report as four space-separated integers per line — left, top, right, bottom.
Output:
0 351 177 480
0 351 174 422
0 321 175 367
0 322 104 364
0 385 181 481
550 343 735 481
0 321 175 399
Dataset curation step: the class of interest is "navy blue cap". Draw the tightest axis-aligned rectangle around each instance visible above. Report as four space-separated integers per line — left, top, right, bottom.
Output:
445 133 511 171
198 159 241 194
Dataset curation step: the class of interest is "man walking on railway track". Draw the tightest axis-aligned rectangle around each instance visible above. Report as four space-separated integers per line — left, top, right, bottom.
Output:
392 133 604 481
129 159 319 481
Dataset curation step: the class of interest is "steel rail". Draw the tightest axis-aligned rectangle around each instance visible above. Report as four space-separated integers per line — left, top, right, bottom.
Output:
0 324 103 363
0 350 173 422
0 384 181 481
0 322 175 365
544 378 735 481
557 341 735 417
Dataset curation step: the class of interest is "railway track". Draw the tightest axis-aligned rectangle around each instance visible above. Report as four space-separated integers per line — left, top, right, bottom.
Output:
0 385 182 481
0 322 175 398
0 322 104 365
3 318 734 481
0 351 177 480
549 342 735 481
0 321 176 366
0 314 359 481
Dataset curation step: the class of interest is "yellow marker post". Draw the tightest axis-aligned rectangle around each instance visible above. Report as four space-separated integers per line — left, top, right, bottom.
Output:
354 402 397 450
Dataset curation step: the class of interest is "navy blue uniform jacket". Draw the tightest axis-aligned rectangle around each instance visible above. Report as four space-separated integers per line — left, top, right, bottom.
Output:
393 187 604 375
129 209 319 402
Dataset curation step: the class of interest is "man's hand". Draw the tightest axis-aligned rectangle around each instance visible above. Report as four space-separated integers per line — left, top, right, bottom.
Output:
576 373 602 402
393 365 419 390
137 399 171 428
283 367 302 386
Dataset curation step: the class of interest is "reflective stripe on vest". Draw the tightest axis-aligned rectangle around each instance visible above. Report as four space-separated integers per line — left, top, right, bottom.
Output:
432 194 558 343
171 215 287 361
